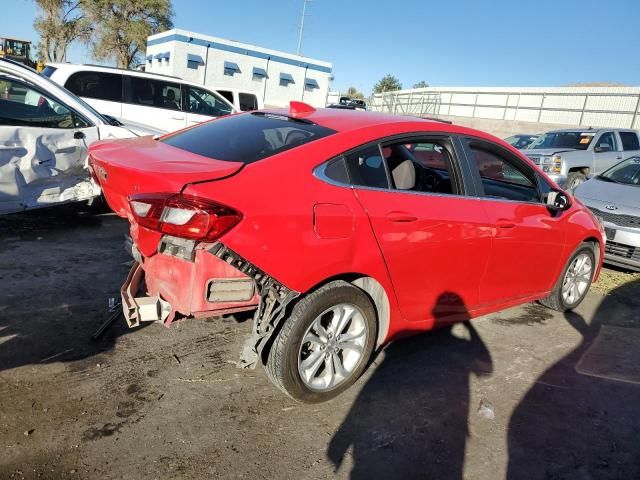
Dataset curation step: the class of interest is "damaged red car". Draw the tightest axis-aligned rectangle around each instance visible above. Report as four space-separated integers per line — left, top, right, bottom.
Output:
89 102 605 403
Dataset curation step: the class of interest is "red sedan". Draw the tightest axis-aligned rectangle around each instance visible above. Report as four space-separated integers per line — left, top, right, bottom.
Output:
89 102 605 403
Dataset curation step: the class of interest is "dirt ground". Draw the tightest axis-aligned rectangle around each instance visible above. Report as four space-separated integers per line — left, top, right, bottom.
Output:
1 205 639 480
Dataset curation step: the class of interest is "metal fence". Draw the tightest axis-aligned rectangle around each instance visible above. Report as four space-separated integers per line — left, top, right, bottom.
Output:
365 87 640 129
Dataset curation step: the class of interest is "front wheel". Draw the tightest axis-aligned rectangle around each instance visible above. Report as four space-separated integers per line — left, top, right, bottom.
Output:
539 243 596 311
566 170 588 191
265 280 377 403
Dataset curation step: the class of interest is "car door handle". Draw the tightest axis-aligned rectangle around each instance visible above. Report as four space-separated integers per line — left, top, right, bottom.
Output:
170 115 185 120
386 212 418 222
496 220 516 229
616 156 623 160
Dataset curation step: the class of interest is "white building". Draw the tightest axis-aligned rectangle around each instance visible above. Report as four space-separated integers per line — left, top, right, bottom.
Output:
145 28 333 108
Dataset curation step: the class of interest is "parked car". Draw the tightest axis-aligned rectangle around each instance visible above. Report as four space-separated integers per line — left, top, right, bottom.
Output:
523 128 640 190
43 63 237 132
504 134 539 150
89 102 605 403
328 96 367 110
575 156 640 271
215 88 263 112
0 58 162 215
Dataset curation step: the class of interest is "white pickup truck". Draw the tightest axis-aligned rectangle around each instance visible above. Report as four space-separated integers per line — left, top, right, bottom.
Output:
522 128 640 190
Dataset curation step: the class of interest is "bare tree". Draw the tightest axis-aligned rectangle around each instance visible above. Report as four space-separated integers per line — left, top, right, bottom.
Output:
84 0 173 69
34 0 90 62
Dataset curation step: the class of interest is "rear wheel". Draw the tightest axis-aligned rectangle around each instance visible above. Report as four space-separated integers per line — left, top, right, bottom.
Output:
265 280 376 403
539 243 595 311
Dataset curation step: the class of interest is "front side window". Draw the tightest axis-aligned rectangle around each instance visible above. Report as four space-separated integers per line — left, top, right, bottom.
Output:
65 71 123 102
187 86 233 117
619 132 639 151
0 78 85 129
162 112 335 163
129 76 181 110
469 142 539 203
382 140 458 195
595 132 617 151
239 93 258 111
217 90 234 104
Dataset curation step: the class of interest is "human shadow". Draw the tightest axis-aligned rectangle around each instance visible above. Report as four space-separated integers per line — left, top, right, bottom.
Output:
0 204 143 373
328 292 493 479
507 279 640 479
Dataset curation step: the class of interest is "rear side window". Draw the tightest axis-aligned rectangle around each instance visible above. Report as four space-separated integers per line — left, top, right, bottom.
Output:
129 76 181 110
162 112 336 163
41 66 57 78
239 93 258 111
65 71 123 102
344 145 389 189
620 132 640 151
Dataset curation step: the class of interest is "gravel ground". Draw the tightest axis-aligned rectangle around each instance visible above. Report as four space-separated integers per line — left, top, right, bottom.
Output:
1 205 639 479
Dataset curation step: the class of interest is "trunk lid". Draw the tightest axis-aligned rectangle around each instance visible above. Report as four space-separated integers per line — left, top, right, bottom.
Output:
89 135 244 217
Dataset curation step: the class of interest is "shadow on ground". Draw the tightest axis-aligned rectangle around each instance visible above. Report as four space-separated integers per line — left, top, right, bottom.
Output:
328 293 493 479
0 203 142 373
507 279 640 479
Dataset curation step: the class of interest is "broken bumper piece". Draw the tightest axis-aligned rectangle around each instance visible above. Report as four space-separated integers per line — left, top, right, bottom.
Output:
120 262 172 328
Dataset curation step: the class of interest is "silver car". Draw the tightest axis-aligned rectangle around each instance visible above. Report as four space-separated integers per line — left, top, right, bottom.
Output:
574 156 640 271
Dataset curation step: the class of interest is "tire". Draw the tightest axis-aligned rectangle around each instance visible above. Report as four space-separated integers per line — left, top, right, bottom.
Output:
539 242 596 312
566 171 587 192
265 280 377 403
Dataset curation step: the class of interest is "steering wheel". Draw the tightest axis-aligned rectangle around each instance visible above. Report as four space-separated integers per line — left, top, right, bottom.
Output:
420 166 446 192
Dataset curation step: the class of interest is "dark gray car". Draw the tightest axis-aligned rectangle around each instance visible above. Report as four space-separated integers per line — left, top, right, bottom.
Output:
574 156 640 271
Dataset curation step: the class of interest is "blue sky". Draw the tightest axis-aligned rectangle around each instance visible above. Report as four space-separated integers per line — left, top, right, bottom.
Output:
4 0 640 93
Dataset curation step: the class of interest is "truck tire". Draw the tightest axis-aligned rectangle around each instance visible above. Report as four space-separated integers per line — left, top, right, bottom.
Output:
566 171 587 191
265 280 377 403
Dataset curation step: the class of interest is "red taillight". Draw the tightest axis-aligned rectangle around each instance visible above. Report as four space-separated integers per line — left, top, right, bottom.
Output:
128 193 242 242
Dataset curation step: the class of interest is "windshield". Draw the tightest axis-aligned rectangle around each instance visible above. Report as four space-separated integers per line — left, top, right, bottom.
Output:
162 112 336 163
505 135 537 149
527 131 594 151
598 157 640 186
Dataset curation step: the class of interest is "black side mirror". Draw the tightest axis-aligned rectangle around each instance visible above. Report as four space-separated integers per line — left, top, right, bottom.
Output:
546 190 571 211
594 144 611 153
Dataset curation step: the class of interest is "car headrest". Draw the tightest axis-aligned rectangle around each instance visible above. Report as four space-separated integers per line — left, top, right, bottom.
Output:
392 159 416 190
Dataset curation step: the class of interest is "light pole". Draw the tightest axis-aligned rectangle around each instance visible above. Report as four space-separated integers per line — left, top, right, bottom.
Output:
296 0 311 56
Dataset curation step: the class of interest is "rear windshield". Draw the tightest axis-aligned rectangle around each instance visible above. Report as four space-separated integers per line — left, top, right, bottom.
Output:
161 112 336 163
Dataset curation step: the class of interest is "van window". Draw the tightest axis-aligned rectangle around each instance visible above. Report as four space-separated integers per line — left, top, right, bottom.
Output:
217 90 234 104
65 71 123 102
186 86 233 117
239 93 258 111
129 76 182 111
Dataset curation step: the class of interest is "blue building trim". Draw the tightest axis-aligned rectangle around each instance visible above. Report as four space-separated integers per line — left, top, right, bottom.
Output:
147 33 332 74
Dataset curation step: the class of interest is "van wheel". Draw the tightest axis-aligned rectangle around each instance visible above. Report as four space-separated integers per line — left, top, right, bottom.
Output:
539 243 595 312
265 280 376 403
566 170 588 191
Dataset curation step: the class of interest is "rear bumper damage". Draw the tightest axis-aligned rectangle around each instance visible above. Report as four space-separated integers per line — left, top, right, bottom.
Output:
119 241 300 368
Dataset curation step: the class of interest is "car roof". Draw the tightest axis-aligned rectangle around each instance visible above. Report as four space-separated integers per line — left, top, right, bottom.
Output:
263 106 497 140
46 63 202 88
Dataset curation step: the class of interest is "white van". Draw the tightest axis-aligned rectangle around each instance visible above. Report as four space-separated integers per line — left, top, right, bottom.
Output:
215 88 264 112
43 64 238 133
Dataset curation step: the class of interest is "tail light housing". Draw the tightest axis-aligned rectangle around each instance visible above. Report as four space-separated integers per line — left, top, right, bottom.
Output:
128 193 242 242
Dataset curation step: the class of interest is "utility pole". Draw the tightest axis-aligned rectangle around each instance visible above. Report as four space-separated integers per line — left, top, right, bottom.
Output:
296 0 311 56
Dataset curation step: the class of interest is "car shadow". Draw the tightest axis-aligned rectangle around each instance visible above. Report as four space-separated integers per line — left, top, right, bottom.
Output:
507 279 640 479
0 204 144 373
327 292 493 479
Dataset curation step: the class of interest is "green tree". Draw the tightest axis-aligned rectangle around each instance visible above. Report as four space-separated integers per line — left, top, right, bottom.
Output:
33 0 90 62
372 74 402 94
84 0 173 69
412 80 429 88
345 86 364 100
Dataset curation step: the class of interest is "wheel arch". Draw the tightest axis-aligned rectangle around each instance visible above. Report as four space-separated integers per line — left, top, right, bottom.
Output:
303 273 392 348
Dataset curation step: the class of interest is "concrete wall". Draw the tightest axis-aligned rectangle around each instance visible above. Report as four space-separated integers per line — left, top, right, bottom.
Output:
370 86 640 130
145 29 333 108
435 115 575 140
